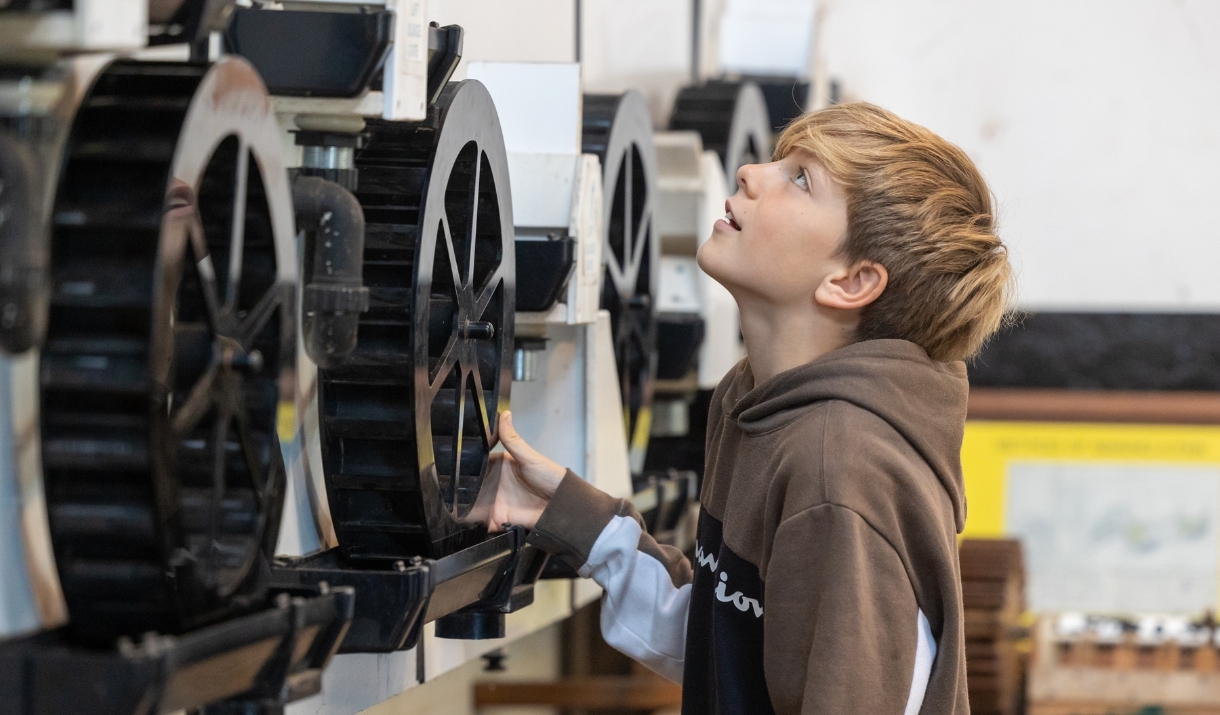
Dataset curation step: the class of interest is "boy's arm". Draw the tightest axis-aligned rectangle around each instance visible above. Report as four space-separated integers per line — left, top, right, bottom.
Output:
529 471 693 683
763 503 935 715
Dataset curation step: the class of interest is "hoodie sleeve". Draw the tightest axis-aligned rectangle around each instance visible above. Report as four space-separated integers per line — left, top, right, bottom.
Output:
763 503 934 715
528 471 693 683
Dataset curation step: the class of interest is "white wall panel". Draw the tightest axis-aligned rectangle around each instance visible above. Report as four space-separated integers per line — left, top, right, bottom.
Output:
431 0 576 80
579 0 693 127
818 0 1220 310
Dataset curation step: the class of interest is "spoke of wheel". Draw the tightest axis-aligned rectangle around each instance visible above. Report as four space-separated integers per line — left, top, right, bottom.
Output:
231 391 267 509
237 285 280 349
628 194 652 281
452 367 469 514
605 253 626 295
429 333 459 396
616 325 631 402
440 215 463 293
473 267 502 320
224 140 250 311
470 363 493 448
189 219 224 335
465 150 481 288
623 149 634 279
208 390 235 570
172 362 218 436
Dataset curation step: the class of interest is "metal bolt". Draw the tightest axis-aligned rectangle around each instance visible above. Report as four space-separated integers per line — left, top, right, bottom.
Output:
223 347 263 374
460 320 495 340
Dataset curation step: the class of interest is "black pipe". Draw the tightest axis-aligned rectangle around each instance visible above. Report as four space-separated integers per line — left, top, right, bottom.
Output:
691 0 702 83
292 175 368 368
0 132 47 355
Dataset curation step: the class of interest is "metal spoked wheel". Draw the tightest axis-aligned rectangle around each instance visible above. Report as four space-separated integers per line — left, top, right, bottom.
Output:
319 80 514 561
40 57 296 643
582 90 659 475
670 80 772 193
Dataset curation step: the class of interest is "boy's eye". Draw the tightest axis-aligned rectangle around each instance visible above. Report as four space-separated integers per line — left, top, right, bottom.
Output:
793 170 809 191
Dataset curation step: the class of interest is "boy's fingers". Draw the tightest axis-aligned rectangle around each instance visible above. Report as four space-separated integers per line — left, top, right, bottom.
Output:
498 411 536 462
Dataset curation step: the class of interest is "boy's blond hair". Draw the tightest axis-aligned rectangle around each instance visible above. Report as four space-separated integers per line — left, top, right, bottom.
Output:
775 102 1013 362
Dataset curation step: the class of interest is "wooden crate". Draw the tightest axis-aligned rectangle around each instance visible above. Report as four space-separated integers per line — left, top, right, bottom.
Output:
961 538 1028 715
1029 617 1220 715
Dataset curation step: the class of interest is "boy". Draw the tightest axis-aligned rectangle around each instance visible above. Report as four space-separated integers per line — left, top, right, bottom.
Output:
485 102 1013 714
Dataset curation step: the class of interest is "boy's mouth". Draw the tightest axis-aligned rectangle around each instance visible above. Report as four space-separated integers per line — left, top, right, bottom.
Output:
720 200 742 231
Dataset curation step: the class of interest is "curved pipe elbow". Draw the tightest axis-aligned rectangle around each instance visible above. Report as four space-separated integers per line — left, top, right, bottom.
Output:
293 175 369 368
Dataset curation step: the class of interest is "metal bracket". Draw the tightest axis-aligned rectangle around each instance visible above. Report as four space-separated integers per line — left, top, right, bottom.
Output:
433 527 550 640
270 551 432 654
269 527 549 653
0 587 354 715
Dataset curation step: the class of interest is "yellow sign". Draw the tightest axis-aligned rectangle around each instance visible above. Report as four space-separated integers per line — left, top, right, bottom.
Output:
961 421 1220 538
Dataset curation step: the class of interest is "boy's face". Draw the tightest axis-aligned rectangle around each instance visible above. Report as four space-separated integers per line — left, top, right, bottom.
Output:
697 150 851 308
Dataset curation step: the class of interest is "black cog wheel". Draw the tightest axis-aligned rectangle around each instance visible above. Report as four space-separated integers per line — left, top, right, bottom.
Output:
582 90 659 475
319 80 514 561
670 80 772 192
41 57 297 643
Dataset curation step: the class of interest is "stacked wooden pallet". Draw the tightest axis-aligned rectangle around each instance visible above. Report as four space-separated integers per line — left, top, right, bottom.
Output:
960 538 1028 715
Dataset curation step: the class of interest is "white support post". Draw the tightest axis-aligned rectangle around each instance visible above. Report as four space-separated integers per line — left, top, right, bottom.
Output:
382 0 429 121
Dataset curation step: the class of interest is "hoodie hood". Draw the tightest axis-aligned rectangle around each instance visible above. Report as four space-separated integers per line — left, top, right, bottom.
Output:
723 339 969 531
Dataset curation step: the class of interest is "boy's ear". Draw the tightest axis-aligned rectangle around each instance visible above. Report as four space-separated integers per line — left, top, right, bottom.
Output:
814 260 888 311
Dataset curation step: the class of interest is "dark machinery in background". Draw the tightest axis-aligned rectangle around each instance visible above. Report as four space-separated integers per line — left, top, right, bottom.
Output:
742 75 812 134
670 79 773 192
318 81 514 562
42 56 295 644
581 90 659 477
228 5 547 651
0 1 547 711
0 48 354 714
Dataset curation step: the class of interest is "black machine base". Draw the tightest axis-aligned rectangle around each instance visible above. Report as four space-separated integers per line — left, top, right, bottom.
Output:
270 527 550 653
0 588 354 715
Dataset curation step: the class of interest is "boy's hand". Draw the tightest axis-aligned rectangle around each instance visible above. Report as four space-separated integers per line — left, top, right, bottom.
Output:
486 411 567 531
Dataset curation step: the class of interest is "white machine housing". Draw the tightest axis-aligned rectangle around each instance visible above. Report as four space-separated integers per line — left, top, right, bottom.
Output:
0 0 146 55
654 129 742 391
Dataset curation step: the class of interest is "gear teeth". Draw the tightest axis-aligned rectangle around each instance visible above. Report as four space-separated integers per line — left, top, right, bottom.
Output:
319 81 513 561
41 59 288 644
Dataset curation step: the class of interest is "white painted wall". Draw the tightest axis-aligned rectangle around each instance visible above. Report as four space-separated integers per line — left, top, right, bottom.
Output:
579 0 693 128
816 0 1220 311
442 0 1220 311
431 0 576 80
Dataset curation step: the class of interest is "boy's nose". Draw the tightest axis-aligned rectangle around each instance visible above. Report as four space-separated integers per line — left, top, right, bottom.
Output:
736 161 764 199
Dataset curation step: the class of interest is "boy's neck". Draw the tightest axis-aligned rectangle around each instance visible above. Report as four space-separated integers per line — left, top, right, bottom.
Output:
737 296 857 384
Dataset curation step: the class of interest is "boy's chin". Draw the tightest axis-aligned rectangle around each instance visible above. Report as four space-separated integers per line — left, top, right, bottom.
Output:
695 248 723 282
695 252 738 291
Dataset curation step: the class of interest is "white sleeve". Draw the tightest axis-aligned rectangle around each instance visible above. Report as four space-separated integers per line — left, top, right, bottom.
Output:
577 515 691 683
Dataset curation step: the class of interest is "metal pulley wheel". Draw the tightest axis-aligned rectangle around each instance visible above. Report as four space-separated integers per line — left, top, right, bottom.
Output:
40 57 296 643
670 80 772 193
319 80 515 560
582 90 659 476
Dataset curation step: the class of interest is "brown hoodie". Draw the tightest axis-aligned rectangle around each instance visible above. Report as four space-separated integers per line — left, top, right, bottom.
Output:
530 339 970 714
